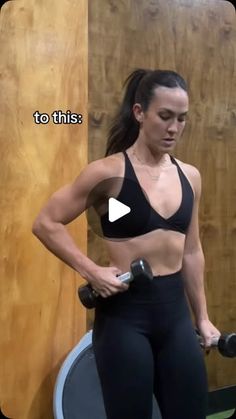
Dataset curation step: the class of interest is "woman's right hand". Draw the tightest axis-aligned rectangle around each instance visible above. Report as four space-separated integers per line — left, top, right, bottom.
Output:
86 266 129 298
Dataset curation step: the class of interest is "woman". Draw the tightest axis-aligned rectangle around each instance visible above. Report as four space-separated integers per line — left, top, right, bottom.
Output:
32 69 220 419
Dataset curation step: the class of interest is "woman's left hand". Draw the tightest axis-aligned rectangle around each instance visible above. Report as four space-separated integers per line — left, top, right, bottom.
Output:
197 319 221 351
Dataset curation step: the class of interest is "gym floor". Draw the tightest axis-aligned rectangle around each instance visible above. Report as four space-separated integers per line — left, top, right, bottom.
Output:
207 410 235 418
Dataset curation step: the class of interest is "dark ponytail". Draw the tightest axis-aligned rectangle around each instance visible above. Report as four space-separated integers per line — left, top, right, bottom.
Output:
105 69 150 156
105 68 188 156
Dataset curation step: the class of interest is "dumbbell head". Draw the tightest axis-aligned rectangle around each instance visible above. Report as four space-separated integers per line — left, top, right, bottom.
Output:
130 259 153 281
78 284 97 309
218 333 236 358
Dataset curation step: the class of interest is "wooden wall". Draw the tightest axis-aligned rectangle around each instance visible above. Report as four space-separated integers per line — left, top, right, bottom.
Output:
0 0 87 418
0 1 235 416
88 0 236 389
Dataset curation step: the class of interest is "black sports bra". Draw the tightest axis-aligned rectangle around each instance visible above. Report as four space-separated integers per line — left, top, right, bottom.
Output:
100 151 194 239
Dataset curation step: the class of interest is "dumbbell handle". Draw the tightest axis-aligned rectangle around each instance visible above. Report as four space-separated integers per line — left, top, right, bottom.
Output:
210 336 220 347
197 334 235 347
78 270 133 308
117 271 132 283
197 334 219 347
94 265 145 288
93 271 133 296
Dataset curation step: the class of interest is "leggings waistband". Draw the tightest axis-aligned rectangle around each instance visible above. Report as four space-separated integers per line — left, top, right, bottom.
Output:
152 269 182 280
97 270 185 308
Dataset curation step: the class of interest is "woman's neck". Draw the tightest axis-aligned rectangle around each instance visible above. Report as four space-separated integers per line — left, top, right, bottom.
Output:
129 142 170 168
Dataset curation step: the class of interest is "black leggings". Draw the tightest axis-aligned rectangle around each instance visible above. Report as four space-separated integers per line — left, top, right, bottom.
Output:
92 271 208 419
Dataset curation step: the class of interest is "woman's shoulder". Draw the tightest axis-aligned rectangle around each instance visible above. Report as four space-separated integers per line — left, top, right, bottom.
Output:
84 152 125 179
175 157 200 177
173 157 201 192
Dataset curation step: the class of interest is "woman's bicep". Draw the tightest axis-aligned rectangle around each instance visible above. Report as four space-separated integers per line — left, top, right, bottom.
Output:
34 160 109 227
38 181 88 225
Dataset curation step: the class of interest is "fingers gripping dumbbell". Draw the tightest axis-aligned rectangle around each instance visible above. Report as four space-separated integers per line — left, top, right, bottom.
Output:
197 331 236 358
78 258 153 309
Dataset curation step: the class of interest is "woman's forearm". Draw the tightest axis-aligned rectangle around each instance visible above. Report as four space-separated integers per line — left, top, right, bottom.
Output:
181 250 209 325
32 219 97 281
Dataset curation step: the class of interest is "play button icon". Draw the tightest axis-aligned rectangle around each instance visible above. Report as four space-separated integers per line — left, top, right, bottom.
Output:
108 198 131 222
86 176 151 240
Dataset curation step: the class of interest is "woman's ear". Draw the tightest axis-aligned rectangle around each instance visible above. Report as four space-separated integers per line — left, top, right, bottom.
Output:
132 103 144 123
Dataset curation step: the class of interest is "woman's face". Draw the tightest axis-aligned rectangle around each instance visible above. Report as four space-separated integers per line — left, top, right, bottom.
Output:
134 86 189 152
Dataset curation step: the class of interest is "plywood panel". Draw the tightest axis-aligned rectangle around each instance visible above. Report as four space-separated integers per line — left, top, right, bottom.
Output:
0 0 88 417
88 0 236 389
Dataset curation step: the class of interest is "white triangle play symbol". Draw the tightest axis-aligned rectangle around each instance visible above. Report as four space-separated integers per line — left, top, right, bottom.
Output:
108 198 131 222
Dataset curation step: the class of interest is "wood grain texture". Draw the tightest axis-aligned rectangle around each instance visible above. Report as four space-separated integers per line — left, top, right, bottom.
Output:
88 0 236 389
0 0 88 417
